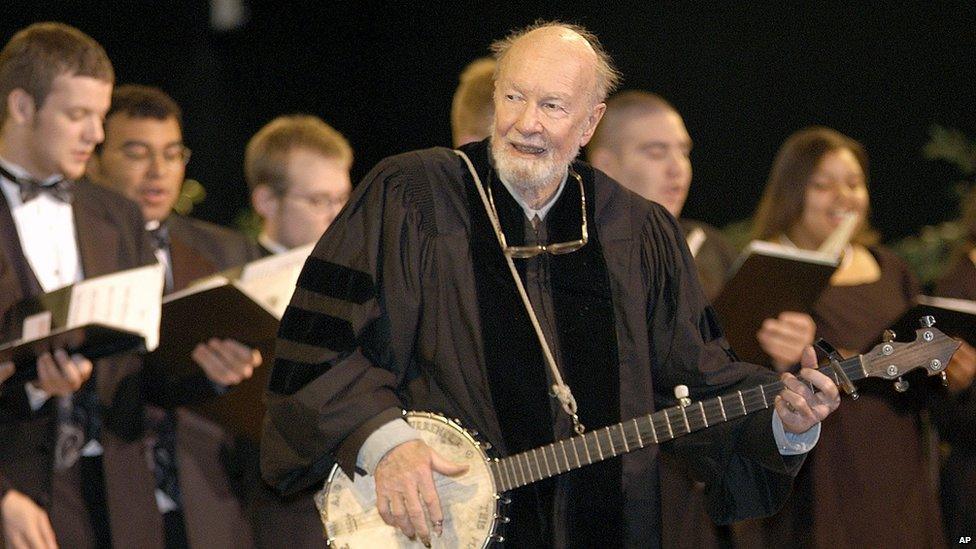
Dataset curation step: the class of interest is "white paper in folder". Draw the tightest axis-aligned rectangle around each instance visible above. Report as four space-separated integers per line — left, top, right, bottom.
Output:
65 263 165 351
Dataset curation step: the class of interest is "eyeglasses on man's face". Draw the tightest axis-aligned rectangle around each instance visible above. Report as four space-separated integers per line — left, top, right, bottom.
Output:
119 143 192 167
279 190 349 211
486 169 588 259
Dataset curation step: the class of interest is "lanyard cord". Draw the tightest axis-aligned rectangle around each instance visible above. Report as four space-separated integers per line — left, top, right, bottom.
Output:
454 150 585 435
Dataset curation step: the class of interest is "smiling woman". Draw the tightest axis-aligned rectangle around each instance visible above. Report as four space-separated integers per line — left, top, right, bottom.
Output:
740 126 948 548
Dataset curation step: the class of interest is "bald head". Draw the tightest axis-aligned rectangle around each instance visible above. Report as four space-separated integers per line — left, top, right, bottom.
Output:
490 22 620 105
589 90 678 153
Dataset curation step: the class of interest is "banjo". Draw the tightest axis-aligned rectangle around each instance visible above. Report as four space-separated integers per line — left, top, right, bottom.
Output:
315 321 958 548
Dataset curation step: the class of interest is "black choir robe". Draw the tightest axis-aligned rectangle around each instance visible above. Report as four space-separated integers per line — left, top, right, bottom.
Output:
261 139 803 547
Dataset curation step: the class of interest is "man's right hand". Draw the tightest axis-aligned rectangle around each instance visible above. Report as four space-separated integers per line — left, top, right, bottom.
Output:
31 350 92 397
0 361 13 383
946 340 976 394
1 489 58 548
373 439 468 546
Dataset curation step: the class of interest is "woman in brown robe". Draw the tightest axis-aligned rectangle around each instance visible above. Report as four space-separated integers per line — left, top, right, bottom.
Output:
737 126 946 548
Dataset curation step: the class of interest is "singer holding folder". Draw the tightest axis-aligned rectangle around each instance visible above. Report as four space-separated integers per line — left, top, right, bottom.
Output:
738 126 952 548
0 23 165 548
587 92 819 548
88 84 263 548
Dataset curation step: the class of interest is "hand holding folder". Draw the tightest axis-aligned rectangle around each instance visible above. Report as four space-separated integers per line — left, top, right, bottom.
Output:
0 264 164 386
147 245 312 441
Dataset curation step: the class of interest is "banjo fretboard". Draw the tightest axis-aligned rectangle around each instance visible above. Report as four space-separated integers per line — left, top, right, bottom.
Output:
489 356 867 492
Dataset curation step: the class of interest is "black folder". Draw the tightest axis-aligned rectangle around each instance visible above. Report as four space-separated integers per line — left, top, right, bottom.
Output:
712 241 838 364
0 324 146 385
0 264 162 386
890 296 976 347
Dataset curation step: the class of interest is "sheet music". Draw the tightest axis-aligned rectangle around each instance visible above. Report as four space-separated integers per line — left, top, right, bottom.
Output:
817 213 859 257
66 263 165 351
685 227 706 258
22 311 52 340
236 244 312 318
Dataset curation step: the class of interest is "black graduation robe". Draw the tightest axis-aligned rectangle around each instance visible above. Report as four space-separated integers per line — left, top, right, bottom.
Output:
261 139 802 547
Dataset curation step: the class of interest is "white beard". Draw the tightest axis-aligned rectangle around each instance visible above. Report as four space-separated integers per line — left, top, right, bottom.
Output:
490 136 581 197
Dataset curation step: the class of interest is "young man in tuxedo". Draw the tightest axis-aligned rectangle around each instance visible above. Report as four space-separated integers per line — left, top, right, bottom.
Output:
0 22 166 547
87 84 263 548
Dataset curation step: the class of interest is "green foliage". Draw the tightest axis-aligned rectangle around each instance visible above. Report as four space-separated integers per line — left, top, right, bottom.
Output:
923 125 976 175
720 217 753 253
891 124 975 287
171 178 261 238
234 207 262 238
172 179 206 216
890 220 964 288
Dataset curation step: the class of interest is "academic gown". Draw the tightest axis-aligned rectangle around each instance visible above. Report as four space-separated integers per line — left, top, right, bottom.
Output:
261 139 803 547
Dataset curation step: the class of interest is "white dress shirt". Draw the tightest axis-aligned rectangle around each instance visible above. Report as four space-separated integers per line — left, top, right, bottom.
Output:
0 158 83 293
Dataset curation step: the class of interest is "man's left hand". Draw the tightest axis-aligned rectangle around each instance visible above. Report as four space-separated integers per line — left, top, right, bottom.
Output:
0 361 13 384
192 338 262 386
775 346 840 434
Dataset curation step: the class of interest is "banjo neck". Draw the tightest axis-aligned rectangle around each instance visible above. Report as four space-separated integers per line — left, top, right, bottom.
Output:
488 355 869 492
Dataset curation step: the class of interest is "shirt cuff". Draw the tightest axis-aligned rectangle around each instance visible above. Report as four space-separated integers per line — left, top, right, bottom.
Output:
24 382 51 411
355 419 422 475
771 412 820 455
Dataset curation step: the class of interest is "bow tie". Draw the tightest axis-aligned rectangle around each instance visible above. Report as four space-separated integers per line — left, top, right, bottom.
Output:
0 164 73 204
147 222 171 251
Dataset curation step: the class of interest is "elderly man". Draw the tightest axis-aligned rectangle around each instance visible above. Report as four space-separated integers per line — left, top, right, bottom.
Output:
262 23 839 547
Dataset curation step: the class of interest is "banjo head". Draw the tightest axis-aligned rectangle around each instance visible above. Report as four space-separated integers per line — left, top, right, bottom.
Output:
317 412 503 548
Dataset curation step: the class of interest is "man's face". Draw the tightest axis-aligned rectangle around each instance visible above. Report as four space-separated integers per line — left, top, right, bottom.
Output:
490 32 604 193
598 111 692 218
263 149 351 248
88 114 186 222
19 74 111 180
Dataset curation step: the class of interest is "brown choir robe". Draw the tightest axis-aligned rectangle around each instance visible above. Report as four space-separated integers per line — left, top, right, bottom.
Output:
143 213 262 548
0 181 162 547
737 246 946 549
932 251 976 541
260 140 806 548
680 219 738 303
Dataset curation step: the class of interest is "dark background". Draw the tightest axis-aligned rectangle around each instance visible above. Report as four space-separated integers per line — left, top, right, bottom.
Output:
3 2 975 241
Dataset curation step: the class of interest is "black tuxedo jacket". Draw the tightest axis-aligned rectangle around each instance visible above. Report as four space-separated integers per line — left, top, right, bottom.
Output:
0 180 166 547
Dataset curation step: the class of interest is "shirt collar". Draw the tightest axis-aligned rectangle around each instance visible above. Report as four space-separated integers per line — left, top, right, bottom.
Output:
496 170 569 222
0 156 64 185
258 232 290 254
